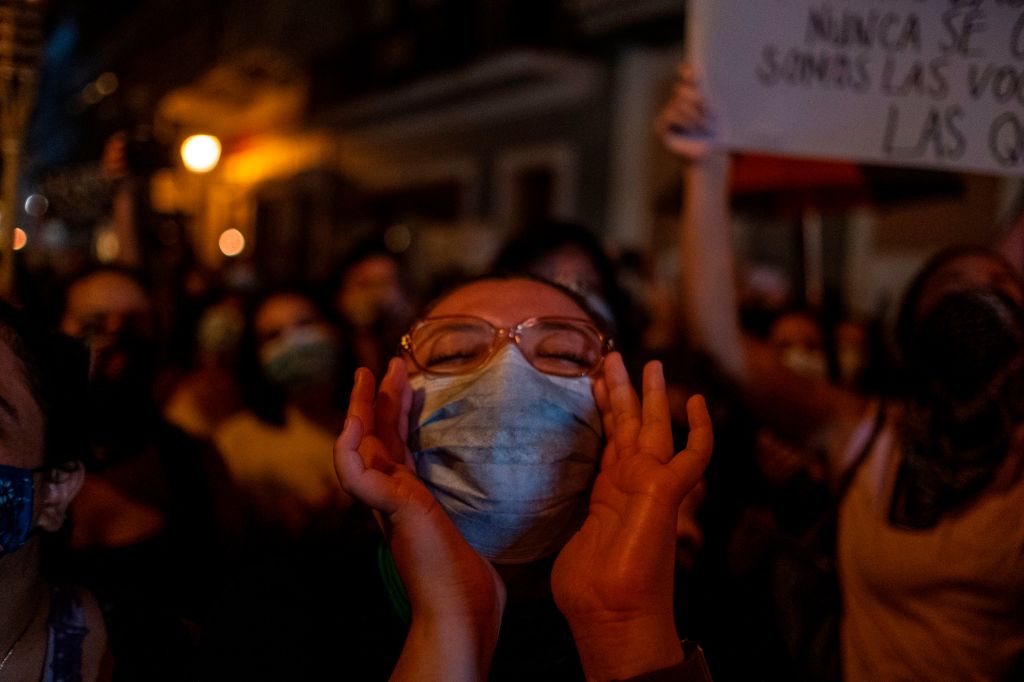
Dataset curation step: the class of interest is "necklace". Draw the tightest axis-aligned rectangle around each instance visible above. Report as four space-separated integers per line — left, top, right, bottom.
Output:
0 590 42 675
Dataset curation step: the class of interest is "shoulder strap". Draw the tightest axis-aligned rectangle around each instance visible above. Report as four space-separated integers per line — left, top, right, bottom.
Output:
836 401 886 500
42 585 88 682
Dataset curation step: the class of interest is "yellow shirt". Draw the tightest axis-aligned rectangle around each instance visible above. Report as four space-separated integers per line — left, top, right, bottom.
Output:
214 405 339 509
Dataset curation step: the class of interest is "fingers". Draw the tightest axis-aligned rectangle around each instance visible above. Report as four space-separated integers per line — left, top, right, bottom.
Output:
333 415 403 516
604 353 642 461
637 361 673 464
348 367 377 435
668 395 713 489
376 358 409 464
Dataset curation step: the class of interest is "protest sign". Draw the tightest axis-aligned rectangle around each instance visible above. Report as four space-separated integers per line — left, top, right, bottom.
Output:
689 0 1024 176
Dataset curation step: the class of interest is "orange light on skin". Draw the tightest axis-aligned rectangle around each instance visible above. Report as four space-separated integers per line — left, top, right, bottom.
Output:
219 229 245 257
181 134 222 173
12 228 27 251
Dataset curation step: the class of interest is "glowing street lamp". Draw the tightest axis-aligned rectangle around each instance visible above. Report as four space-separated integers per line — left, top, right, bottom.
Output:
180 134 221 173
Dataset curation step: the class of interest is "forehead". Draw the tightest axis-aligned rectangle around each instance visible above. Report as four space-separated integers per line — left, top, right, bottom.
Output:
427 279 590 326
918 254 1024 314
344 255 399 287
66 272 149 316
255 294 322 333
0 339 45 468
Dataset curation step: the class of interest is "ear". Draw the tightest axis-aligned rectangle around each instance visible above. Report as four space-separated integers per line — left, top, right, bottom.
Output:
36 462 86 533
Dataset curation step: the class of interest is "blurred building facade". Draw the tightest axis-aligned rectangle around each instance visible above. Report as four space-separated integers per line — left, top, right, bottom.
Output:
17 0 1023 316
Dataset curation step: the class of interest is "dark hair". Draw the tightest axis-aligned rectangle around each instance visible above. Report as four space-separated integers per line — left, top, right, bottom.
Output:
0 300 90 470
894 245 1024 367
236 287 353 425
490 221 639 353
418 272 614 339
491 221 617 301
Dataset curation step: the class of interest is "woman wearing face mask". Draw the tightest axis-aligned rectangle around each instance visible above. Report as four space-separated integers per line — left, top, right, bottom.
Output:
213 289 353 536
660 67 1024 681
333 276 714 681
0 301 109 681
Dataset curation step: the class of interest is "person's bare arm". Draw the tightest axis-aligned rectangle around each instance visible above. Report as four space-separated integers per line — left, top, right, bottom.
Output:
665 67 868 476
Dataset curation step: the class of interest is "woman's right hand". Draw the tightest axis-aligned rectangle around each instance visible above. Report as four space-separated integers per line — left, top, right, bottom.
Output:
656 64 717 160
334 358 505 682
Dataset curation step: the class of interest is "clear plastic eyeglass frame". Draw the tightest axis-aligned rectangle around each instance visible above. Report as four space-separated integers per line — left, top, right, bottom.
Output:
400 315 614 377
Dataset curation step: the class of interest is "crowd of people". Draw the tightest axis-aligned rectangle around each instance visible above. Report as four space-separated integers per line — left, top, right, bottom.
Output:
1 65 1022 682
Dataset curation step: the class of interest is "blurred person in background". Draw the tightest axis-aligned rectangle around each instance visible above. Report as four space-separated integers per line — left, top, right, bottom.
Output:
200 288 361 679
332 241 414 381
661 66 1024 681
213 288 353 538
0 301 108 681
58 266 229 680
163 292 246 440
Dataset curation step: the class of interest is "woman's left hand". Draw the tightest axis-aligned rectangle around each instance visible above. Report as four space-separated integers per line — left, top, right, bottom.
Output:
552 352 713 680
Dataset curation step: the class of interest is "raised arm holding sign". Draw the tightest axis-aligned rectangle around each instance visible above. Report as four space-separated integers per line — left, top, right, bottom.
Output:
663 5 1024 674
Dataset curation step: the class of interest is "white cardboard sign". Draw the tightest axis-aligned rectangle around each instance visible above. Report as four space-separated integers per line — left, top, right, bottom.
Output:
689 0 1024 176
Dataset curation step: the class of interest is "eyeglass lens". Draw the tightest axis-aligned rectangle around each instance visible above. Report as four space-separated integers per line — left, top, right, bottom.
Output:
410 318 602 376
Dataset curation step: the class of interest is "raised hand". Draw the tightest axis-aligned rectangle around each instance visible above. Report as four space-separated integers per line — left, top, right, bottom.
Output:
656 64 717 160
333 359 505 682
552 353 713 680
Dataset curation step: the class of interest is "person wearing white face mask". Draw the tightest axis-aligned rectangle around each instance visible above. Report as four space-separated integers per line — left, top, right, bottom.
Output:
333 276 714 681
213 289 353 537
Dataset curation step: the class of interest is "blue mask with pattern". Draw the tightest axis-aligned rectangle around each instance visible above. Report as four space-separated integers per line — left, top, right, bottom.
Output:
408 347 603 564
0 464 36 557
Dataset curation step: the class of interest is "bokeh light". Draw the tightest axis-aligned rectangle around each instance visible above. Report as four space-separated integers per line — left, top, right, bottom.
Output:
12 228 27 251
24 194 48 217
181 134 222 173
96 230 120 262
219 228 245 257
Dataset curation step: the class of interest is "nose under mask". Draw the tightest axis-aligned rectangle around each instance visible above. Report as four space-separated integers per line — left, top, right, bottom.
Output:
408 346 603 564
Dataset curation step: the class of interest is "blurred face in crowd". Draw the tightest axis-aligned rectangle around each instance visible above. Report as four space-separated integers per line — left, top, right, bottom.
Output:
336 254 407 329
255 293 332 348
255 293 340 393
60 271 154 383
914 254 1024 319
769 311 826 379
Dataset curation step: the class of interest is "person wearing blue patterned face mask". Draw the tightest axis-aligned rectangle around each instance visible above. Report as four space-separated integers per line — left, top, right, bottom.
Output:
0 302 108 680
404 312 608 564
333 277 714 681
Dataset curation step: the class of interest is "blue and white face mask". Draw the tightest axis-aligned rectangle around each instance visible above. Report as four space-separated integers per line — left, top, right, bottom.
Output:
408 346 603 564
0 464 36 557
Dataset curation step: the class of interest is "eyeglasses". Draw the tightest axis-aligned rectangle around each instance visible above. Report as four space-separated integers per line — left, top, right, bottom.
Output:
401 316 613 377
